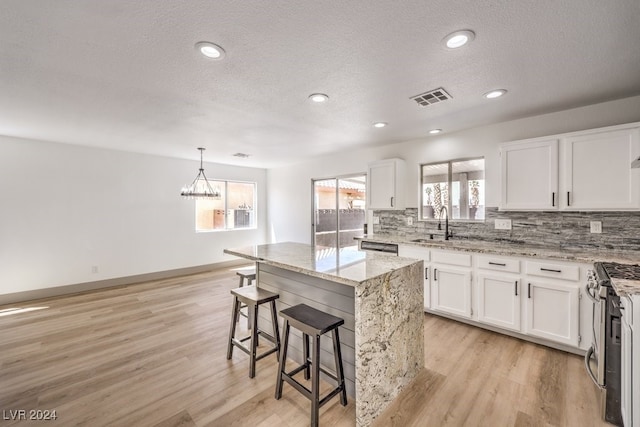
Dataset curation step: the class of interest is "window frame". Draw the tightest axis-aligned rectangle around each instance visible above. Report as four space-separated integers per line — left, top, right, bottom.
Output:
195 179 257 232
419 156 485 222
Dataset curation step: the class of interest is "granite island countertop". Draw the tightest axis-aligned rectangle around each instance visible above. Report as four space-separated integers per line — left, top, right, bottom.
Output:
224 241 421 287
357 234 640 296
224 241 425 426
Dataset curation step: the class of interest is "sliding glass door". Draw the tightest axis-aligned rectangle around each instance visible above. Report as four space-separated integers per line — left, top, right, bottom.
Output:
312 174 366 250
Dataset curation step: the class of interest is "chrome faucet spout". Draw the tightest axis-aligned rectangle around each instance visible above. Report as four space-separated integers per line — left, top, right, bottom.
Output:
438 206 452 240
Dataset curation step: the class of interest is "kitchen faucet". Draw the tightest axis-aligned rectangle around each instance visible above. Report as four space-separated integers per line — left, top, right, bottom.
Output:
437 206 453 240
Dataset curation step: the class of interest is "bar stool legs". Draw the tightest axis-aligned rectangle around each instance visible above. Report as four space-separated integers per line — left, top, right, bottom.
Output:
303 333 310 380
331 328 347 406
274 319 290 400
226 297 241 359
226 286 280 378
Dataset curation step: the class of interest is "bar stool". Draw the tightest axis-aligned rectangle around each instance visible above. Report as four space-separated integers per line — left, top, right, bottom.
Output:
236 268 256 287
275 303 347 427
235 268 256 327
226 285 280 378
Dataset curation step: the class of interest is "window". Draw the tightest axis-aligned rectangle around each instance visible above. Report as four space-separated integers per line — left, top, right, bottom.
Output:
420 157 485 221
196 181 256 231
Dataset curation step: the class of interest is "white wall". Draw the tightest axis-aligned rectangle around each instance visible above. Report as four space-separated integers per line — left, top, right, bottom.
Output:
267 95 640 244
0 136 267 295
4 95 640 296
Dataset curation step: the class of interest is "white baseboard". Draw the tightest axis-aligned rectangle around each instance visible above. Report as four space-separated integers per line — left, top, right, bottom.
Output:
0 260 247 306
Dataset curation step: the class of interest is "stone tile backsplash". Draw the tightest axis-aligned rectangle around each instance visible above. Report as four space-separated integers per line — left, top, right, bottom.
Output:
372 207 640 253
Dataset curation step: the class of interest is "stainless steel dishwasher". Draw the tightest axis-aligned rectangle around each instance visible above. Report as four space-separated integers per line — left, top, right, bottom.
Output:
359 240 398 255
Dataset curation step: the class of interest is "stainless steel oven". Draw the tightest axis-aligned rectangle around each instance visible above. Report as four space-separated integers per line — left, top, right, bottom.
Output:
585 262 624 426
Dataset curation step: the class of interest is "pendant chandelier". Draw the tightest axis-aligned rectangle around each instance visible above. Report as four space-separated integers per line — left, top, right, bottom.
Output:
180 147 221 199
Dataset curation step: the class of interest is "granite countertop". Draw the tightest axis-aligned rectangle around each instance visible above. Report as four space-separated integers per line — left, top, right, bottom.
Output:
223 241 421 287
357 234 640 296
356 234 639 265
611 278 640 298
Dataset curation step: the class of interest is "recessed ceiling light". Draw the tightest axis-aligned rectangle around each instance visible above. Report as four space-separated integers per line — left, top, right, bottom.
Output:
443 30 475 49
195 42 225 59
484 89 507 99
309 93 329 103
429 129 442 134
373 122 387 128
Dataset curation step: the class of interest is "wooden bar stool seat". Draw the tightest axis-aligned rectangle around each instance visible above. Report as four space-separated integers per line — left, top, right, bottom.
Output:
275 303 347 427
226 285 280 378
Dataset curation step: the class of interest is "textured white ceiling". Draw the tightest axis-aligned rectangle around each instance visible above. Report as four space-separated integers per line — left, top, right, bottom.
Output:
1 0 639 168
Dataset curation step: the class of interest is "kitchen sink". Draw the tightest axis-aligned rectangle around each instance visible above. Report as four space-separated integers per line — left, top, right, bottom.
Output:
410 234 453 243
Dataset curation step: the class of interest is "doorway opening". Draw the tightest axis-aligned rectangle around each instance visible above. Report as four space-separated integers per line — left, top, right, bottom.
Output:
312 175 366 251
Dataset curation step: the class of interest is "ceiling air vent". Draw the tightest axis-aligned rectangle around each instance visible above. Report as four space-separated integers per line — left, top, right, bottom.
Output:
233 153 250 158
410 88 452 107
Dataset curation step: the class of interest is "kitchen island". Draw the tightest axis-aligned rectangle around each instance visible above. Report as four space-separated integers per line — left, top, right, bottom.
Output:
223 242 424 427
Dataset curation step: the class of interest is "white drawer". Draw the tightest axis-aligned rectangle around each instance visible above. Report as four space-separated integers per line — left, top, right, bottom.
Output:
432 250 472 267
477 255 520 274
398 245 430 261
526 261 580 282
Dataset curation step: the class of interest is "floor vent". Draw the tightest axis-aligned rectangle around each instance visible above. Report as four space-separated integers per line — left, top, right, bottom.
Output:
410 88 452 107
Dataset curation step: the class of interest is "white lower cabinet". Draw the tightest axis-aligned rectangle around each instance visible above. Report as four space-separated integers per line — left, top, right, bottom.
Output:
397 243 590 352
431 266 472 319
398 245 430 309
477 274 521 332
524 280 580 347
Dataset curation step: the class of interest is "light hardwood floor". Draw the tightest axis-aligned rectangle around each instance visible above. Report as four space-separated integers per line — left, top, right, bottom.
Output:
0 267 611 426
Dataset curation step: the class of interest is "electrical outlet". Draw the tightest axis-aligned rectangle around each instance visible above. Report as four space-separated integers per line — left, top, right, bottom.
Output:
495 219 512 230
590 221 602 234
407 217 413 226
91 265 99 274
373 216 380 225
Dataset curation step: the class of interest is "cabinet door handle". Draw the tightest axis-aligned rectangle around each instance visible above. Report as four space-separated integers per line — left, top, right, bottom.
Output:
434 268 438 281
552 192 555 207
425 267 428 280
390 196 394 207
567 191 570 206
528 283 531 299
515 281 518 296
488 262 506 267
540 267 562 273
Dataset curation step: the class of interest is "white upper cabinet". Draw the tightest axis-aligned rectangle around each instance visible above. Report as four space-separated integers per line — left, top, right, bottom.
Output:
563 127 640 210
500 122 640 211
367 158 405 210
500 139 559 210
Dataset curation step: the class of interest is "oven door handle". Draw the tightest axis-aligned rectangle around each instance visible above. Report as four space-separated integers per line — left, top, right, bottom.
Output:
584 345 604 389
584 283 599 304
